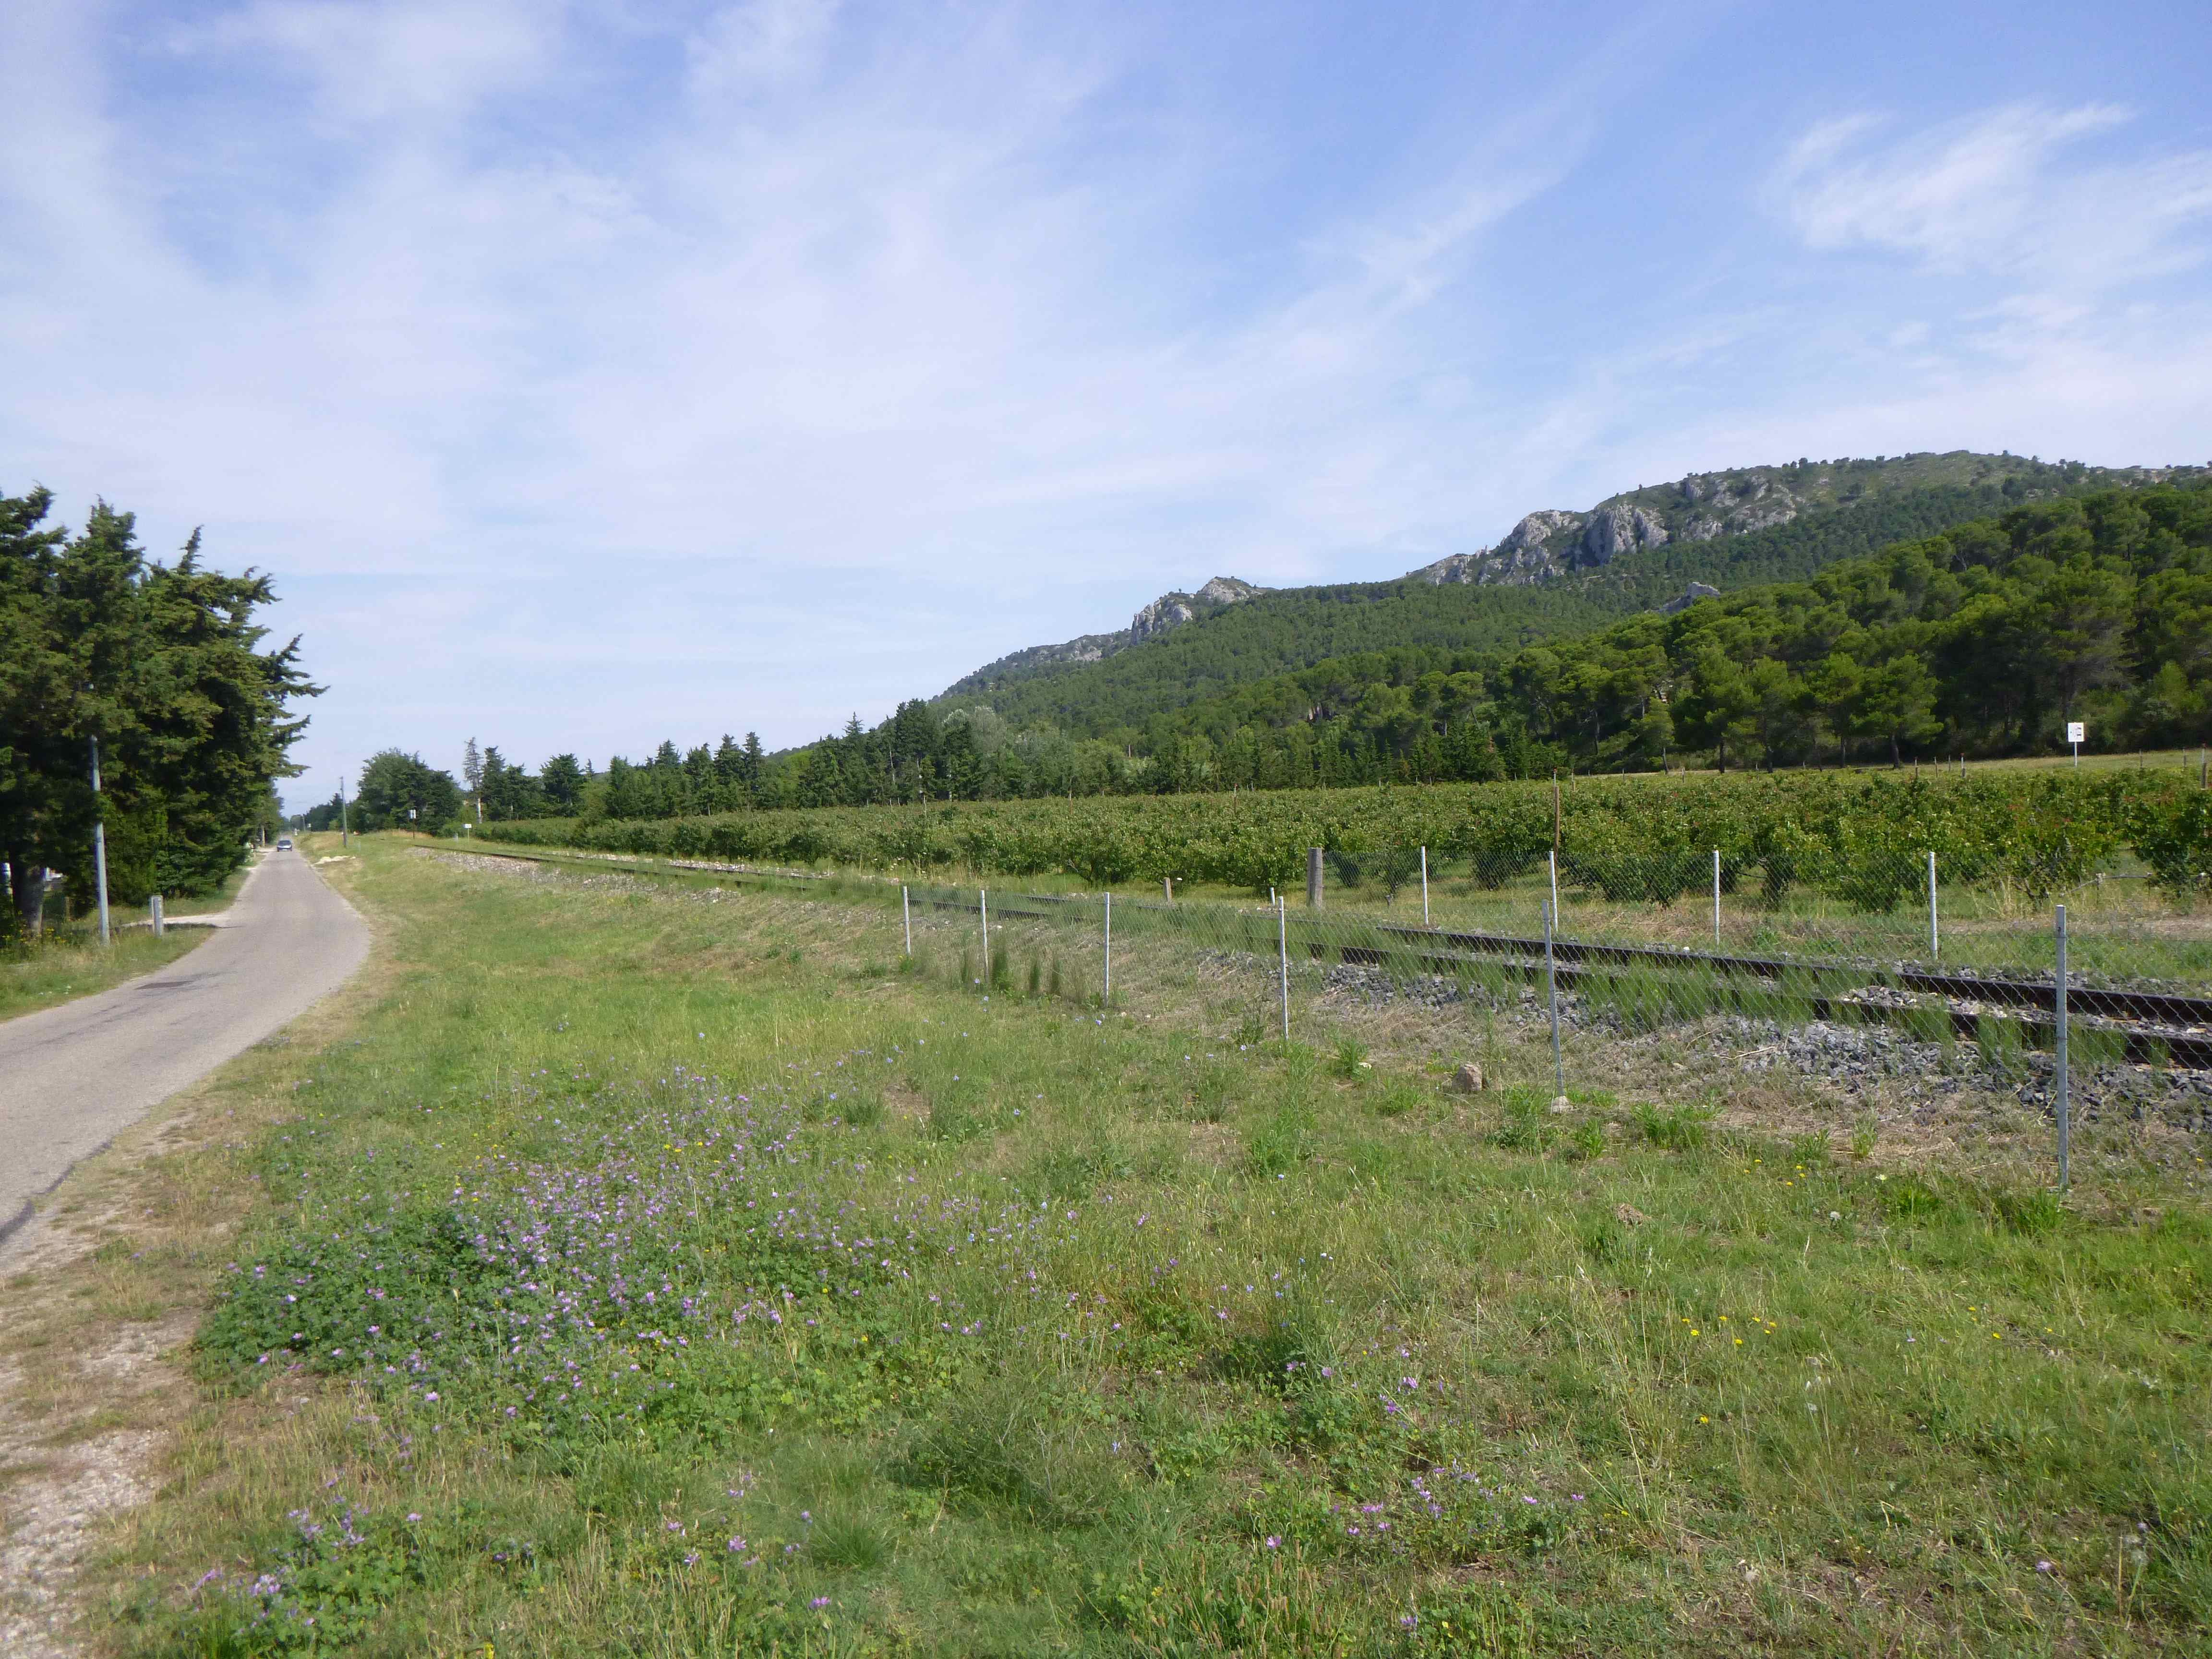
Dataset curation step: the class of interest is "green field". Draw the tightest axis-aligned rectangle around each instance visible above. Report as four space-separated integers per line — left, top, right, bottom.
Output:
34 834 2212 1656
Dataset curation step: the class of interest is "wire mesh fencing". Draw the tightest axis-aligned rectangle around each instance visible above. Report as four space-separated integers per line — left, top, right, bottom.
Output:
894 842 2212 1185
454 839 2212 1180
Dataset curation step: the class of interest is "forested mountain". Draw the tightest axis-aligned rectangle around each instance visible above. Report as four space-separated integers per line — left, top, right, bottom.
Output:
937 451 2175 743
1121 478 2212 785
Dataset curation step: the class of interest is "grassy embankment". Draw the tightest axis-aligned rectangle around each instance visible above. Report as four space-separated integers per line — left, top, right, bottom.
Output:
0 862 254 1024
33 832 2212 1656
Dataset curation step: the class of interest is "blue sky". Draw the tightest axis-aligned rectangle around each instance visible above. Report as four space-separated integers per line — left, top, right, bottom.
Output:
3 0 2209 810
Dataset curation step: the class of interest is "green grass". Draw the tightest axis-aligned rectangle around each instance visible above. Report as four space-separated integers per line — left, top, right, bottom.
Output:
0 858 253 1023
95 833 2212 1657
0 925 207 1024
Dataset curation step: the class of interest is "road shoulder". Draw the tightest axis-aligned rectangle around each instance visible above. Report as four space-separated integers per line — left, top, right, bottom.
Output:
0 857 386 1658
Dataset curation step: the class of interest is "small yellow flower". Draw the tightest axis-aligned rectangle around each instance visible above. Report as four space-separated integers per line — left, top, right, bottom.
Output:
1698 1415 1709 1423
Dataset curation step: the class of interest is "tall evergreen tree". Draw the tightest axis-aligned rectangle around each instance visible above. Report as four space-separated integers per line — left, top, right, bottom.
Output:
541 753 586 813
3 492 315 932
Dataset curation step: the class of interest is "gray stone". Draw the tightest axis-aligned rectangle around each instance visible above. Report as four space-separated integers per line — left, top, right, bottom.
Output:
1659 582 1721 615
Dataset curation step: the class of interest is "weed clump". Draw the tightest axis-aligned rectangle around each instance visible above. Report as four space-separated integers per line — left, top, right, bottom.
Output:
1632 1101 1716 1152
1490 1086 1555 1153
901 1373 1119 1527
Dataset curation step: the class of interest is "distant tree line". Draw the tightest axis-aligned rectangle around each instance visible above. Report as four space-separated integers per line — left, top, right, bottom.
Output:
3 487 311 937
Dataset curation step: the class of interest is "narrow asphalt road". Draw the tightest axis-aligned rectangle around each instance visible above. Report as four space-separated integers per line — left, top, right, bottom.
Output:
0 850 370 1243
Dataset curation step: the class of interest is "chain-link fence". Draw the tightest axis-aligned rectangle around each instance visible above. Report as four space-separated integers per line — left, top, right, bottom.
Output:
461 840 2212 1179
893 843 2212 1184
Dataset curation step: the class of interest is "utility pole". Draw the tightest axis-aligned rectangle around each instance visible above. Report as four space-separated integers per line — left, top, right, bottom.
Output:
89 736 111 946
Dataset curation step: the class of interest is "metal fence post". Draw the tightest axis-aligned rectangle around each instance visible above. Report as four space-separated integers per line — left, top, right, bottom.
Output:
1419 846 1430 926
1548 849 1559 928
1542 899 1565 1099
1927 852 1938 961
1277 895 1290 1039
1711 848 1721 948
2054 903 2070 1190
901 885 912 957
979 889 988 987
1103 892 1112 1005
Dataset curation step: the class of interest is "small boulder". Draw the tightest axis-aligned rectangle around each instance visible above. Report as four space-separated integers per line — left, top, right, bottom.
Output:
1549 1095 1573 1114
1451 1062 1484 1094
1615 1203 1650 1226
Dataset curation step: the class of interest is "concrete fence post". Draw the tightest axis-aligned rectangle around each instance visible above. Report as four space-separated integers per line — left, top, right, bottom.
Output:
1307 847 1323 910
90 736 111 947
151 893 165 938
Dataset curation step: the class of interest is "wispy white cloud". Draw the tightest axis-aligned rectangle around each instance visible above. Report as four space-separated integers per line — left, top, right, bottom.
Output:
1774 103 2212 289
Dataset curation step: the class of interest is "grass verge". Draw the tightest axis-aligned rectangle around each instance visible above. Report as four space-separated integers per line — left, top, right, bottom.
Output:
0 928 208 1025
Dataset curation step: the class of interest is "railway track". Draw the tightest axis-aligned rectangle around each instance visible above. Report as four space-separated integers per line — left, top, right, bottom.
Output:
457 847 2212 1069
1358 924 2212 1070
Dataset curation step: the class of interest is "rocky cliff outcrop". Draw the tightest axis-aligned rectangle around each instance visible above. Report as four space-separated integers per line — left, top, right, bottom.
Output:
1412 511 1580 585
1574 505 1670 566
1659 581 1720 615
1131 576 1266 639
1408 469 1819 589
